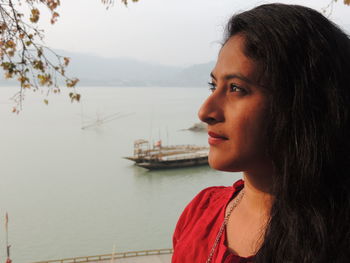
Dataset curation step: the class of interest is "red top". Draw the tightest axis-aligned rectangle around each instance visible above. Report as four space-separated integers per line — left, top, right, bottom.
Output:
172 180 254 263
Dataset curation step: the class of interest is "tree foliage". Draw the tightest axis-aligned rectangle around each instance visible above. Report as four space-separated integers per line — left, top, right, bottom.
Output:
102 0 139 8
0 0 139 112
322 0 350 16
0 0 81 112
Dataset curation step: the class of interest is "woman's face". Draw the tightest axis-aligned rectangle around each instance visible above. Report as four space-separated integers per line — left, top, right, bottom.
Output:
198 34 269 172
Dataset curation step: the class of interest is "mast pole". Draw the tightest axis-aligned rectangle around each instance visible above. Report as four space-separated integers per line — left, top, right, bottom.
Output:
5 212 12 263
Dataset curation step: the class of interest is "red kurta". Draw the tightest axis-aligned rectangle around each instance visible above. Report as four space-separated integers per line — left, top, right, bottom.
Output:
172 180 254 263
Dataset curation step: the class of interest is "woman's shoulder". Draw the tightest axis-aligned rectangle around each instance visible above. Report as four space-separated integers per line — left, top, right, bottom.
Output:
173 179 244 244
185 179 244 210
185 179 243 209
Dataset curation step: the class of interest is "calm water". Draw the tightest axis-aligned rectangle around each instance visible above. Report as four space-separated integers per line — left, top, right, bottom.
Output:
0 87 242 262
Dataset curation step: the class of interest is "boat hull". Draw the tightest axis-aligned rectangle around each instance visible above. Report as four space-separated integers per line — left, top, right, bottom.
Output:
135 156 208 170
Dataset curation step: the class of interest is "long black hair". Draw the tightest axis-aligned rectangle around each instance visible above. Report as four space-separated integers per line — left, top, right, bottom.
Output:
225 4 350 262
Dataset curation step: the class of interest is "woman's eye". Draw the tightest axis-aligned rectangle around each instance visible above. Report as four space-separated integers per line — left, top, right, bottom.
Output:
208 82 216 92
229 83 245 94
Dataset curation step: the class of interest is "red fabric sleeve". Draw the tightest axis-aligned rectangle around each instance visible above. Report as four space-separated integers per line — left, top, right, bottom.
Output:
172 180 245 263
172 186 225 248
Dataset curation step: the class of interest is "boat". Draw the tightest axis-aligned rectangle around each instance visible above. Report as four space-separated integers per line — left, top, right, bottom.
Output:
186 122 207 132
124 139 209 170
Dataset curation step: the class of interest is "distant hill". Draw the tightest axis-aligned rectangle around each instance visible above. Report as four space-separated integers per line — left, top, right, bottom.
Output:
0 50 214 87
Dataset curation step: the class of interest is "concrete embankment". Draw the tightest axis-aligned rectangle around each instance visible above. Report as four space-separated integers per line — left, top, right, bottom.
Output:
88 254 171 263
32 248 172 263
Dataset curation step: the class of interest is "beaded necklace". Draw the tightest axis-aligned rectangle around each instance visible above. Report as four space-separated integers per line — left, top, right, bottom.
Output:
206 189 245 263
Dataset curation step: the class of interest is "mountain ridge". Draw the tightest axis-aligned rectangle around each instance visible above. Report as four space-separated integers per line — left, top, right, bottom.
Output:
0 50 214 87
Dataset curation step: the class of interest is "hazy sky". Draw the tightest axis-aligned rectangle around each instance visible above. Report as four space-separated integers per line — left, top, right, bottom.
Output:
35 0 350 66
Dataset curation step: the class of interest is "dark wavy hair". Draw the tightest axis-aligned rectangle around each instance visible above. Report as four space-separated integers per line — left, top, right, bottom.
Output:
225 4 350 263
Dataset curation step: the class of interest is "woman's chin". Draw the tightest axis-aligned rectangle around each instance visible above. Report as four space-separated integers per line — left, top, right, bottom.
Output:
208 153 242 172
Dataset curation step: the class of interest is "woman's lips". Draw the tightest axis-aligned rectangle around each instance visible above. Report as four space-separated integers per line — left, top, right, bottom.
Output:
208 131 228 145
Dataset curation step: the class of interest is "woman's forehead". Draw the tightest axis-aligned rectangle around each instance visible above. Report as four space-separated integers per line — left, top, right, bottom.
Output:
213 35 258 82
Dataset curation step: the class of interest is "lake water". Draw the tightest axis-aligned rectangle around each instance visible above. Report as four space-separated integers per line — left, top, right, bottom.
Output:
0 86 242 263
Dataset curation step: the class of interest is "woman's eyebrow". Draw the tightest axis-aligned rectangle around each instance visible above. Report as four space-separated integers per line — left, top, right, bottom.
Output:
210 72 252 84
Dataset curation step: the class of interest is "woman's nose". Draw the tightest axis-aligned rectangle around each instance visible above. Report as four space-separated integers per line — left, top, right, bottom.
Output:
198 93 224 125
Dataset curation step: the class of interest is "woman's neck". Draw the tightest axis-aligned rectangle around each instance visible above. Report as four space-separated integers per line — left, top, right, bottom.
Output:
225 168 274 256
241 168 274 217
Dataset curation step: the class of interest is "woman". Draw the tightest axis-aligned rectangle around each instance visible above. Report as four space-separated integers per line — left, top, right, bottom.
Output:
172 3 350 263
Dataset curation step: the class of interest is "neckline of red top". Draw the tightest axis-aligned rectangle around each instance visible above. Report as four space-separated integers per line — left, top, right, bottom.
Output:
222 180 255 262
